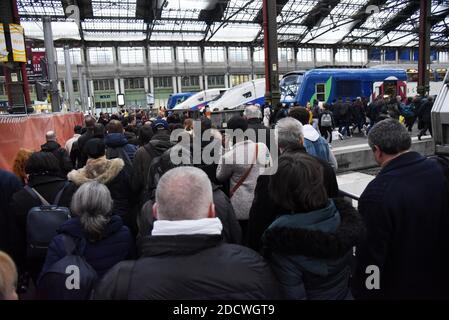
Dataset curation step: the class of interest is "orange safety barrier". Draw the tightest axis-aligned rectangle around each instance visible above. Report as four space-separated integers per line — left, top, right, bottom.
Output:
0 112 84 172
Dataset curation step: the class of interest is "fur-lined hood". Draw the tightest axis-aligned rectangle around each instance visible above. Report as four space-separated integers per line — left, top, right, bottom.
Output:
262 198 365 260
68 156 124 186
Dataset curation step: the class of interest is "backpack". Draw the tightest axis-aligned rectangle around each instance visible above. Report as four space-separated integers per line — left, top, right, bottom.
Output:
401 105 415 118
25 181 71 259
37 235 98 300
321 113 332 127
145 155 164 202
106 147 133 177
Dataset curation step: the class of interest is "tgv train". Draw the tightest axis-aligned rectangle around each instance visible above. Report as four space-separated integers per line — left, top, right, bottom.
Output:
280 68 408 106
208 78 265 111
173 88 228 111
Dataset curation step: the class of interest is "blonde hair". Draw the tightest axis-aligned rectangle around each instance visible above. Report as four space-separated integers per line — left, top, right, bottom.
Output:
0 251 18 300
12 148 33 184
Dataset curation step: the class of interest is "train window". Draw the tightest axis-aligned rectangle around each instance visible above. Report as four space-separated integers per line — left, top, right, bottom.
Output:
243 91 252 98
316 83 325 102
336 80 361 98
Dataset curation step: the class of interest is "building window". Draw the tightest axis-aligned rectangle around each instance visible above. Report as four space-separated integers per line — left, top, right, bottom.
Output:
150 47 172 64
88 47 114 64
231 74 249 87
316 48 332 63
335 49 350 63
181 75 199 87
56 48 82 65
316 83 325 102
204 47 225 63
297 48 313 62
154 76 173 88
73 80 79 92
93 79 115 91
278 48 294 62
124 78 145 90
228 47 249 62
439 51 449 63
177 47 200 63
254 48 264 62
0 83 5 96
119 47 144 64
352 49 367 63
207 75 225 87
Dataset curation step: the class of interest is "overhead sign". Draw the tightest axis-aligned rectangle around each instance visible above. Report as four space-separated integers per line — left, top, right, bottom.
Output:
0 24 7 62
117 94 125 106
9 24 26 62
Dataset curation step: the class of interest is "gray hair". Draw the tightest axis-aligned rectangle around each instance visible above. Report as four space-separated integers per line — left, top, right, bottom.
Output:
275 117 304 149
368 119 411 155
71 181 112 240
46 131 56 142
155 167 213 221
244 105 262 119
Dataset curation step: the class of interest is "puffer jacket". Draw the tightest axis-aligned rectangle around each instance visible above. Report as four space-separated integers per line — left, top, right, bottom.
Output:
67 157 130 218
216 140 271 220
40 215 135 279
262 198 364 300
41 141 73 175
92 234 280 300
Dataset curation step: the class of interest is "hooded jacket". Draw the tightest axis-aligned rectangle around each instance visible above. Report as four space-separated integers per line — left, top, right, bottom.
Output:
302 124 337 170
40 215 134 279
68 157 130 218
262 199 364 300
131 131 174 201
104 133 138 162
41 140 73 175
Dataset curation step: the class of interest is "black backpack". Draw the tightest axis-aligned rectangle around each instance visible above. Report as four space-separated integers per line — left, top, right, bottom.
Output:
37 235 98 300
25 182 71 259
106 147 133 177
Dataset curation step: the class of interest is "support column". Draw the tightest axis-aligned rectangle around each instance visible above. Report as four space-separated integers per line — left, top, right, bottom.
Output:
149 77 154 94
172 76 178 93
63 45 75 110
418 0 431 96
144 77 149 93
204 75 208 90
177 76 182 93
263 0 280 106
114 78 120 95
77 65 87 112
42 17 60 112
119 79 125 94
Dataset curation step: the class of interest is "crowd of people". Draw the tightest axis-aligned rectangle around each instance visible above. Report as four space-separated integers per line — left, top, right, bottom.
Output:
0 98 448 300
266 94 435 143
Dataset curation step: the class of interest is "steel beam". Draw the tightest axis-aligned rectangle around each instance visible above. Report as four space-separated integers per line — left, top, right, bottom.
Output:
43 16 61 112
418 0 431 96
263 0 280 106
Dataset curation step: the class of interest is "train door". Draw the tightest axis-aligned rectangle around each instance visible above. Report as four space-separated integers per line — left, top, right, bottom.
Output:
372 81 383 100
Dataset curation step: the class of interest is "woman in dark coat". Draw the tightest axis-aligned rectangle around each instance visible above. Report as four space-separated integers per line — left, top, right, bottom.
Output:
39 181 134 285
10 152 77 282
67 138 132 229
262 152 364 300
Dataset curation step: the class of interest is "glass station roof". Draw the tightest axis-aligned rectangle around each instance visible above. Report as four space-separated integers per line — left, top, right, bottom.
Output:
16 0 449 46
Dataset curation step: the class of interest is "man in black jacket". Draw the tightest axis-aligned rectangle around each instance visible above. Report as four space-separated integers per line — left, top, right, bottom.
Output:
353 119 449 299
93 167 279 300
76 115 96 168
247 117 339 251
40 131 73 176
244 105 272 152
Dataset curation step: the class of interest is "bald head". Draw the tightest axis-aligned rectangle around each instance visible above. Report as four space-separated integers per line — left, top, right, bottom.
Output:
45 131 56 142
244 105 262 119
84 115 95 129
155 167 214 221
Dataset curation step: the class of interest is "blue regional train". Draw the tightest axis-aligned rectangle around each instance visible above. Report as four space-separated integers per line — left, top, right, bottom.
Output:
207 68 408 111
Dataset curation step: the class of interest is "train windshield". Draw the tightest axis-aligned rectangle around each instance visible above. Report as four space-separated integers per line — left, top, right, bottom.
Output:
280 74 303 102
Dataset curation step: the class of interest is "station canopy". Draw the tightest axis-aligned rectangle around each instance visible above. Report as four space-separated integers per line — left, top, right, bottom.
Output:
17 0 449 47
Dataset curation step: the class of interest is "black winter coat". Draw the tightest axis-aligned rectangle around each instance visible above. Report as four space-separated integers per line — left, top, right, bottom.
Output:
41 141 73 175
76 129 95 168
247 146 339 252
131 131 173 200
0 170 22 257
10 175 77 277
247 118 273 151
262 198 364 300
353 152 449 299
67 157 131 220
92 234 280 299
